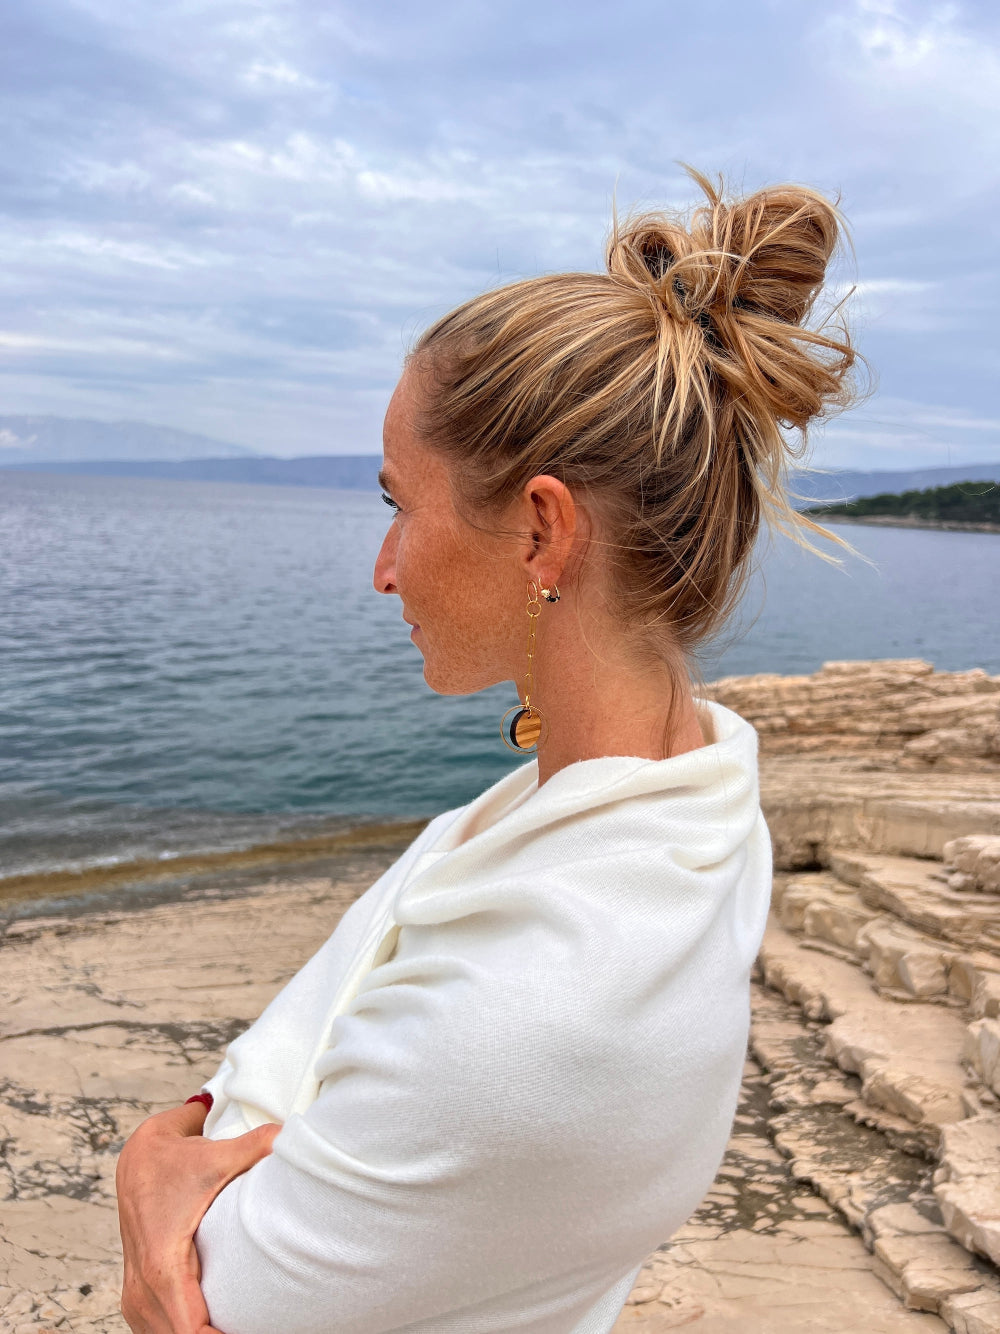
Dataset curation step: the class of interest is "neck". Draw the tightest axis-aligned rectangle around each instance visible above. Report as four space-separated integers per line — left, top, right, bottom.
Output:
524 608 705 787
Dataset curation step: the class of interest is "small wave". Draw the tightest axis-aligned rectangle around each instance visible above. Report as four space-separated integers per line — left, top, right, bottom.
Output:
0 818 428 914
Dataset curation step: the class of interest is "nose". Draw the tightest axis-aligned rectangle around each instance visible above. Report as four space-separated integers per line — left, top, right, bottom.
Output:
373 520 398 596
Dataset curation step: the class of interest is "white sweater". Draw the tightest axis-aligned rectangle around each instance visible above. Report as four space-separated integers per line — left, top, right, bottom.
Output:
196 700 771 1334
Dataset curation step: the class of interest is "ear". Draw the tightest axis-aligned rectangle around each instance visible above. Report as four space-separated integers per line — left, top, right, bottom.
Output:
518 474 579 580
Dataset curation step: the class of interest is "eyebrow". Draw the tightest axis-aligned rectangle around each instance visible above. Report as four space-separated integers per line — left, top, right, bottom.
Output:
377 467 396 492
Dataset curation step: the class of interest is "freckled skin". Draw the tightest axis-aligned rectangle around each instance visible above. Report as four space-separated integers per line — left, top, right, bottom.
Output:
373 373 525 698
373 367 706 785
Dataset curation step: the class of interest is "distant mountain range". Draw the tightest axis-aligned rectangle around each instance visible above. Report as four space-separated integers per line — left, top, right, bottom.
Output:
1 415 998 504
1 453 384 490
0 415 256 463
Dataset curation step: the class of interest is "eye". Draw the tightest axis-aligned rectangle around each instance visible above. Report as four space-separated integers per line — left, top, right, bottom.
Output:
381 491 400 514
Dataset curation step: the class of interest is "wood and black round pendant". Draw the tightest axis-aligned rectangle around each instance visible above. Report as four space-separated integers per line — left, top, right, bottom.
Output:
500 705 543 753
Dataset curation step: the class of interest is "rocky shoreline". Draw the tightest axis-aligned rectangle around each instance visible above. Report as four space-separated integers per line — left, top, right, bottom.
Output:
703 659 1000 1333
818 515 1000 534
3 659 1000 1333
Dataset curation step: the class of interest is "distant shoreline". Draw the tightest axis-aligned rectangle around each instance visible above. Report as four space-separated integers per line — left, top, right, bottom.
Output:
818 514 1000 534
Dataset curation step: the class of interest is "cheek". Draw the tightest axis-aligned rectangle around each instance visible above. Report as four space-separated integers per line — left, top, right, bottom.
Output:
394 522 455 609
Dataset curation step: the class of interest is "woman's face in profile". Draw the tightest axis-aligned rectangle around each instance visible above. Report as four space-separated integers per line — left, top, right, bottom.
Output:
374 368 522 697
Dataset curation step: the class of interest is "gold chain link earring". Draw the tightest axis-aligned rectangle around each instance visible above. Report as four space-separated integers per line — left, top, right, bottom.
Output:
500 579 546 753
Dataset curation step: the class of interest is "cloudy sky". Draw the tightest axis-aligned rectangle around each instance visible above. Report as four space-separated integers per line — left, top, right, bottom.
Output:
1 0 998 467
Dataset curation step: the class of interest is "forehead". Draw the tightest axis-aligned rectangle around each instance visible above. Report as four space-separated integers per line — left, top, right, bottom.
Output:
382 370 417 454
381 368 450 496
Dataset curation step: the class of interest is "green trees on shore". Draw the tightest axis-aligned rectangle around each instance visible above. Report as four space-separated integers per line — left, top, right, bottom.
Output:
807 481 999 525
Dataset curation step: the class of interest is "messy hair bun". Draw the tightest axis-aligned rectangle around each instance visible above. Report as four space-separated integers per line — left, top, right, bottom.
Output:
608 169 854 438
412 168 860 660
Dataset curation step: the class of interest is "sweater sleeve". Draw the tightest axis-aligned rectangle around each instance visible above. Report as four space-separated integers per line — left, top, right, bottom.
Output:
195 854 758 1334
197 919 598 1332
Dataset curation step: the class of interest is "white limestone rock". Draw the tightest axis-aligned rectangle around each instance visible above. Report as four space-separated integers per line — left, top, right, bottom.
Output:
964 1018 1000 1096
935 1115 1000 1270
944 836 1000 895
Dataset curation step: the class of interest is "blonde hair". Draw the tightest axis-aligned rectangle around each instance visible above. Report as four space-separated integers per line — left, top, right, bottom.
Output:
411 169 860 661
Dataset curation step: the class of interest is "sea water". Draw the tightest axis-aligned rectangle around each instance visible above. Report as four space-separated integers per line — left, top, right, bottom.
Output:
2 470 997 883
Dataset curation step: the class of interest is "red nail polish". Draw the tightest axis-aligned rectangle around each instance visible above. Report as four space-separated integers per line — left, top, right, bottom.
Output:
185 1092 214 1111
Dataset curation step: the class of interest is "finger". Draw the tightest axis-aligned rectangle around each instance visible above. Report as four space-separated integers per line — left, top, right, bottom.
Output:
242 1120 281 1155
209 1121 280 1187
126 1100 212 1149
169 1098 211 1137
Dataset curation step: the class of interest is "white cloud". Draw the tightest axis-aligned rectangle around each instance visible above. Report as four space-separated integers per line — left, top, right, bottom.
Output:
822 0 1000 135
49 231 207 271
847 0 950 65
169 181 217 206
63 158 153 195
189 132 358 187
356 167 487 205
0 427 32 449
242 59 318 89
0 334 187 361
811 389 1000 470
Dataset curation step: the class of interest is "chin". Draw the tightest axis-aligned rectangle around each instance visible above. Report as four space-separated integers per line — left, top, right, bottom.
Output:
421 660 502 698
422 671 473 697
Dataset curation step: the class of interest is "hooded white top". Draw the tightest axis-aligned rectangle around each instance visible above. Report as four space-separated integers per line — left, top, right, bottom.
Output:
196 699 771 1334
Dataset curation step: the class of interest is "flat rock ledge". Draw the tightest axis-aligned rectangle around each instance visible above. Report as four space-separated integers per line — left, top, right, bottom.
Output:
707 658 1000 773
3 657 1000 1332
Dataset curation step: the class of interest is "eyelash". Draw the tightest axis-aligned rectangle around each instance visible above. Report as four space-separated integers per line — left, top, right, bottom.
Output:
381 491 400 514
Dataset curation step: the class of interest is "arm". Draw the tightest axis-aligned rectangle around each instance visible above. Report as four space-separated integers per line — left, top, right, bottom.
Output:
116 1097 279 1334
191 901 664 1334
193 926 601 1334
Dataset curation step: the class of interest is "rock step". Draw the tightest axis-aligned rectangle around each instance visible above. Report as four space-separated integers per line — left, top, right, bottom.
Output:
772 869 1000 1012
750 982 1000 1330
758 917 988 1149
762 784 1000 870
709 660 1000 774
944 837 1000 896
831 851 1000 952
936 1117 1000 1273
965 1019 1000 1099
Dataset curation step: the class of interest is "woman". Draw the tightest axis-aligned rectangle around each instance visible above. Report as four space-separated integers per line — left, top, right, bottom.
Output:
117 170 857 1333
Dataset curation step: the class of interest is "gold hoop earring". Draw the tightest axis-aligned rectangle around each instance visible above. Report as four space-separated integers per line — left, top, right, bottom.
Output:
540 583 560 603
499 580 545 753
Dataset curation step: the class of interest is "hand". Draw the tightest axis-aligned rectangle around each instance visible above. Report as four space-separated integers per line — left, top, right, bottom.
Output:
117 1097 280 1334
